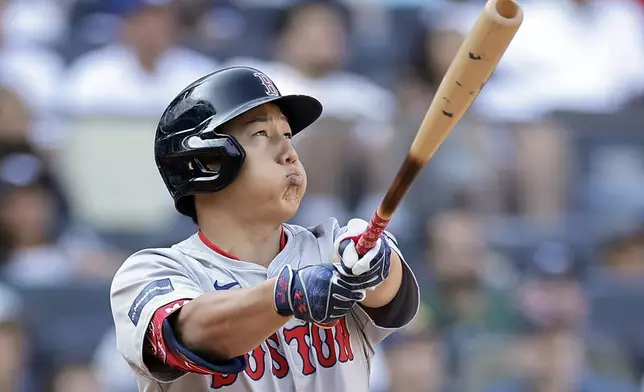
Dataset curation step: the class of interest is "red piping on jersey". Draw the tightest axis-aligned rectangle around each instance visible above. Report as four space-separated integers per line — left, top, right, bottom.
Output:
198 227 287 260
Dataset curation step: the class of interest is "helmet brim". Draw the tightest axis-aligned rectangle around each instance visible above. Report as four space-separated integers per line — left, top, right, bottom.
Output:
213 94 323 137
271 94 323 136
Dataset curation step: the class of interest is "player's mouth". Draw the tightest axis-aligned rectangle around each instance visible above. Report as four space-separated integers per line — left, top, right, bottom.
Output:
286 171 304 186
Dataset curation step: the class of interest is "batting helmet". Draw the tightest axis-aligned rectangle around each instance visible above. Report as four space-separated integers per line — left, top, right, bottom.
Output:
155 66 323 219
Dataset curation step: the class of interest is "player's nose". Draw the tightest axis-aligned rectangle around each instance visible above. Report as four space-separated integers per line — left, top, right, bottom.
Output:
277 140 299 165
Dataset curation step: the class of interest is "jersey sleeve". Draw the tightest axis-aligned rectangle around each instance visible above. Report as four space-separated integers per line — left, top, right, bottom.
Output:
349 231 420 353
110 250 229 383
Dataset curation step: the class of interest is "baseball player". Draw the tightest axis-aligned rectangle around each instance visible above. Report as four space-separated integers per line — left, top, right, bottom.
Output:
110 66 420 392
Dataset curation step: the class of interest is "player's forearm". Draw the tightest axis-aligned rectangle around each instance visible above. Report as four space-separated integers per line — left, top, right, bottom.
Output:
360 251 403 308
175 278 289 360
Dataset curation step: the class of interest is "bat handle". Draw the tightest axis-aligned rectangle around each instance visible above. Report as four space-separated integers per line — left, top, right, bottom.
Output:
355 210 391 257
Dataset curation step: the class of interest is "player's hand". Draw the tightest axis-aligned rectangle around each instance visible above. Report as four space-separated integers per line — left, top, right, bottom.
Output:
333 218 392 291
273 264 365 325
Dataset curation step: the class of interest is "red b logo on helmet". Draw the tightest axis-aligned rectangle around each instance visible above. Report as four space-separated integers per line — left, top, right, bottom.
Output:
254 72 279 97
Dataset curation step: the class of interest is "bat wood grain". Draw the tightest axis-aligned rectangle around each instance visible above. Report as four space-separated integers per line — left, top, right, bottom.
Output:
355 0 524 256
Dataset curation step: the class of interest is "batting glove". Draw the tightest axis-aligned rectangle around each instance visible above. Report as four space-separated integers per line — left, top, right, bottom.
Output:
273 264 365 325
333 218 392 291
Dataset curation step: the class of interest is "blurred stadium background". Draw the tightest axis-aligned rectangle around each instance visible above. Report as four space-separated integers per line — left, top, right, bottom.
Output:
2 0 644 391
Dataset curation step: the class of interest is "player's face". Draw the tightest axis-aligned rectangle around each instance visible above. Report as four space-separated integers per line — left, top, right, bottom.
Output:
222 103 307 222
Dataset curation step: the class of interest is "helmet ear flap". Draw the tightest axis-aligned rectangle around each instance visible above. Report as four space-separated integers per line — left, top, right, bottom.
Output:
191 155 222 177
176 195 197 222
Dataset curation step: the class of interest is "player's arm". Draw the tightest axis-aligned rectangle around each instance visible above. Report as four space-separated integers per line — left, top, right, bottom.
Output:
174 261 363 360
173 278 288 360
356 238 418 331
359 250 402 309
112 253 259 382
112 256 289 380
119 273 290 379
334 219 419 330
111 252 294 382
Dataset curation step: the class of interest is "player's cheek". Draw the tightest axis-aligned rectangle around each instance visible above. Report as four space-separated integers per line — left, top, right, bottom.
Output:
299 170 308 195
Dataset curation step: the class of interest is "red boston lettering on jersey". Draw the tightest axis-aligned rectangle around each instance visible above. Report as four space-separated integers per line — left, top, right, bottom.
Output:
335 317 354 362
311 324 337 368
244 345 266 381
283 324 316 375
211 372 238 389
267 333 289 378
211 320 352 386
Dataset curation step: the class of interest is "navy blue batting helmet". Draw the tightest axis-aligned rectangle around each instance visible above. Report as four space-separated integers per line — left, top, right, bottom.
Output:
154 66 323 219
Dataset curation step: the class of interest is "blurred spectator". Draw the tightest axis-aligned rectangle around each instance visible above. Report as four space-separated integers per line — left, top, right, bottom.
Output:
0 143 71 286
424 209 518 333
593 223 644 381
0 0 69 47
0 143 120 286
58 0 218 116
0 0 65 114
0 79 69 160
483 241 638 392
422 209 520 388
471 0 644 122
516 242 588 334
0 0 67 155
488 327 638 392
384 303 445 392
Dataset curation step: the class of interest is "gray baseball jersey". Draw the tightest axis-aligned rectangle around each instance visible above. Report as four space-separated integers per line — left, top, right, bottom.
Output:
110 218 419 392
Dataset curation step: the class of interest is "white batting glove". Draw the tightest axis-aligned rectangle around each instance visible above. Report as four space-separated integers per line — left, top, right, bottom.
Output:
333 218 392 291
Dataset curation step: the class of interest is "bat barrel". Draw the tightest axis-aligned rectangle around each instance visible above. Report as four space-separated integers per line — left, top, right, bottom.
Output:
354 0 523 257
490 0 522 22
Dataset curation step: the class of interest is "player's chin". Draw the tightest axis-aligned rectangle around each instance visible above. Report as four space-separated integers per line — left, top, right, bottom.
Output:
281 185 304 213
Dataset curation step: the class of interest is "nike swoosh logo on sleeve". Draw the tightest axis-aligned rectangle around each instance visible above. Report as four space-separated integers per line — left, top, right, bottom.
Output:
214 281 240 290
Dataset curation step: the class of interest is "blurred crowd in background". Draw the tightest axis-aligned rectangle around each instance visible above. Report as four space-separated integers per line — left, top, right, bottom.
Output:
2 0 644 391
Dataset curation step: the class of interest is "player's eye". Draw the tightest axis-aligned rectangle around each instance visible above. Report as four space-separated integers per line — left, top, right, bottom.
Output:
253 130 268 137
284 132 292 139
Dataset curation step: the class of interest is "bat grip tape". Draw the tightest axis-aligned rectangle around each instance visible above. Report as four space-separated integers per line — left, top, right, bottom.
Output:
355 212 390 257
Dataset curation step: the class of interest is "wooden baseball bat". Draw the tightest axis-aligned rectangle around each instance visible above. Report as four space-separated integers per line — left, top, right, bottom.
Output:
355 0 524 256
